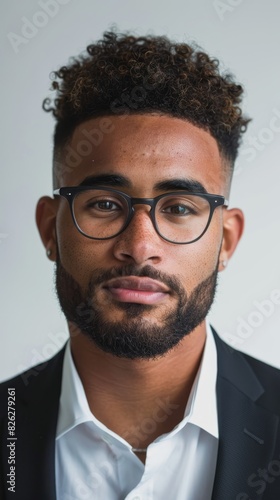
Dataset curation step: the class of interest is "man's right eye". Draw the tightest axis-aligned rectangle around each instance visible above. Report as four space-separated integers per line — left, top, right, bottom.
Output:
96 201 119 210
85 199 122 212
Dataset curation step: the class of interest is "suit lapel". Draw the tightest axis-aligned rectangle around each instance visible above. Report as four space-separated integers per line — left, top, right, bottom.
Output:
212 331 279 500
1 346 65 500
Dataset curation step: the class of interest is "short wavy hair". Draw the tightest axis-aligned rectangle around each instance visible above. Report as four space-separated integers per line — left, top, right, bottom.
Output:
43 30 250 182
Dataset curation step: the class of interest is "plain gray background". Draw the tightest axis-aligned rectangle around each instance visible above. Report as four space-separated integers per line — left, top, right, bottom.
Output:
1 0 280 380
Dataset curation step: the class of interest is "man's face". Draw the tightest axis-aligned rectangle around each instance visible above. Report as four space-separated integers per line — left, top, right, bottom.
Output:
54 114 228 359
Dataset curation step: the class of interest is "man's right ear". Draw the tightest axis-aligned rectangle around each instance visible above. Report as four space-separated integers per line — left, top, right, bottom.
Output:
36 196 58 261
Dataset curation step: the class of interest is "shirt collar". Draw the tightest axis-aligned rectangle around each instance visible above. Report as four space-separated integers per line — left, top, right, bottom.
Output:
187 321 218 438
56 339 93 438
56 320 218 440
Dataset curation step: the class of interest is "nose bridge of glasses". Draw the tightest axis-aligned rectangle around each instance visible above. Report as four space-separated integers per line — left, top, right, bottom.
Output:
127 197 156 231
130 197 155 210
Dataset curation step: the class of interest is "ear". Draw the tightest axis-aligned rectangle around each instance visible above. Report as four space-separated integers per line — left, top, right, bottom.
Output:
36 196 58 262
218 208 244 272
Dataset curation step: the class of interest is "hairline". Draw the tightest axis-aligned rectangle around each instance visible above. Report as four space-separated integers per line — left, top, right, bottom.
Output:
52 111 234 192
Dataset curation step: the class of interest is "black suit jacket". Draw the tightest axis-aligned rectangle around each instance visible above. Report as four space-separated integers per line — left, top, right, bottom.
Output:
1 330 280 500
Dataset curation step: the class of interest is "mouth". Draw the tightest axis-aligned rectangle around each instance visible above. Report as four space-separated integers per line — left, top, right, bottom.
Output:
103 276 170 305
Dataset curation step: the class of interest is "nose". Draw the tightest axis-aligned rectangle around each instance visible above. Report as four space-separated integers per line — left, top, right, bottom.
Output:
112 205 164 265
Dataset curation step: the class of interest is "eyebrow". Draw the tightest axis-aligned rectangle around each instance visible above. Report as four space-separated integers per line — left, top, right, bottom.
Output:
78 174 208 194
154 179 207 194
79 174 131 188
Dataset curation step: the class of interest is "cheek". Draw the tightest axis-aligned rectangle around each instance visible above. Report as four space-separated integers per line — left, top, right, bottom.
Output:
55 206 112 284
173 230 222 287
55 205 77 262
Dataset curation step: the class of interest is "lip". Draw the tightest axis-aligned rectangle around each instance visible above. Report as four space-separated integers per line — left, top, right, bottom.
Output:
103 277 170 304
104 276 170 292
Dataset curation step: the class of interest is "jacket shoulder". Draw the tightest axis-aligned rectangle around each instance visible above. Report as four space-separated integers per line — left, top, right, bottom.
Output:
241 349 280 411
0 345 66 415
213 328 280 415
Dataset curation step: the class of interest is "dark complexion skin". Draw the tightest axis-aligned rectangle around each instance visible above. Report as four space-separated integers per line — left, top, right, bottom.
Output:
55 251 220 359
36 114 244 463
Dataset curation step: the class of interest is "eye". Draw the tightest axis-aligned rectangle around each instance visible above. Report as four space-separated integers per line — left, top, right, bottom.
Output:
84 196 123 211
162 204 194 216
94 200 120 211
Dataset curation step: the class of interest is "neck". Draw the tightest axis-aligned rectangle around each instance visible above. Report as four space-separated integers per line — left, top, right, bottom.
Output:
70 322 207 449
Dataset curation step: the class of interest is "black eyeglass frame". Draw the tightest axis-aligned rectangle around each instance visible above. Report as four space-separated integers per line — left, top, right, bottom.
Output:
53 186 229 245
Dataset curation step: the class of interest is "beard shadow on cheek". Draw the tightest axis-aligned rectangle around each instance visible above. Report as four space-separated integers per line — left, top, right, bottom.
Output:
54 254 219 359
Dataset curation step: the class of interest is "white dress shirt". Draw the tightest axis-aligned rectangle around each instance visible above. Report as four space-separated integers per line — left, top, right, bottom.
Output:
55 323 219 500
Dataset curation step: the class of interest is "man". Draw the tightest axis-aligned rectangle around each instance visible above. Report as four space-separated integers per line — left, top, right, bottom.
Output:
1 31 280 500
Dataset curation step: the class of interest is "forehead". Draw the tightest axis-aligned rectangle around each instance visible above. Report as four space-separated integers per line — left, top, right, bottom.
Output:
59 114 227 194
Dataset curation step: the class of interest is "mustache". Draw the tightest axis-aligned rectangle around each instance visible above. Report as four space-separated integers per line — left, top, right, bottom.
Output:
89 264 185 297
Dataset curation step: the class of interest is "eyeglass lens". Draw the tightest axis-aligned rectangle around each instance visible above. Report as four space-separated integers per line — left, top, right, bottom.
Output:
72 189 211 243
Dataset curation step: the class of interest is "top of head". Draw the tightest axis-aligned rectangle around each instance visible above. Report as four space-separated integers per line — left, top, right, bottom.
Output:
42 30 251 189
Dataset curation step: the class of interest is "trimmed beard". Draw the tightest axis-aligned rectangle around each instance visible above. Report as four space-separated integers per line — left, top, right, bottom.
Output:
55 254 219 360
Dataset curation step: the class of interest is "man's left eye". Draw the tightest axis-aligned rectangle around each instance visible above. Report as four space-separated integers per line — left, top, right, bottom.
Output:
163 205 191 215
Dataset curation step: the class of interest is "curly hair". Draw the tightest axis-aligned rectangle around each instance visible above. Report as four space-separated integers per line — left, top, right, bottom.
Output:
43 30 250 178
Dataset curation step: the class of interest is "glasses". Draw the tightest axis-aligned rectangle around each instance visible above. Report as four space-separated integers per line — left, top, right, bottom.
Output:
53 186 228 244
